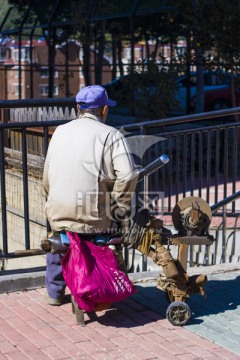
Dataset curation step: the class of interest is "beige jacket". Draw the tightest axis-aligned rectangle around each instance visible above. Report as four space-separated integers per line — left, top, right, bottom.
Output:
43 113 139 233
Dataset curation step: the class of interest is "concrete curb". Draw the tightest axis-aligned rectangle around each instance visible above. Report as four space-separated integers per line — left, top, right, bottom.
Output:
0 271 46 294
1 262 240 294
130 262 240 283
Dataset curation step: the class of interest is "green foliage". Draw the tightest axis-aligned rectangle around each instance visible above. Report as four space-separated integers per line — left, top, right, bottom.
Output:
5 0 85 39
205 0 240 71
131 59 180 119
0 0 22 33
0 0 10 20
108 58 180 120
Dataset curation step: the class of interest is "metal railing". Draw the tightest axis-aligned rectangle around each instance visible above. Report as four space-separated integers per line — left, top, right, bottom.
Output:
210 191 240 264
0 98 239 268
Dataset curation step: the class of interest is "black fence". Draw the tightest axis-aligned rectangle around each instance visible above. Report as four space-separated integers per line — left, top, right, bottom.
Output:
0 99 240 268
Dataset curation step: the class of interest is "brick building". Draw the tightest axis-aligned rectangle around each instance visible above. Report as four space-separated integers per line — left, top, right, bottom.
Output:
0 38 112 100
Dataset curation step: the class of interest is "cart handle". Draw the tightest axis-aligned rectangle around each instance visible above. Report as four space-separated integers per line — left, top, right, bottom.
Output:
138 154 169 182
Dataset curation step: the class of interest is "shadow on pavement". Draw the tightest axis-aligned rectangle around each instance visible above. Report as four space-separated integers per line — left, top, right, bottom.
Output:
62 276 240 328
187 275 240 324
126 276 240 326
84 302 164 328
63 287 164 328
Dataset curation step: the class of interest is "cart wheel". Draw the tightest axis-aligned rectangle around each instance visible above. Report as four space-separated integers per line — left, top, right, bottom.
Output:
166 301 191 326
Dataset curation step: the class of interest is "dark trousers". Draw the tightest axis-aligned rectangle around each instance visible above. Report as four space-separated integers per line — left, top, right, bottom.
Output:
46 253 66 299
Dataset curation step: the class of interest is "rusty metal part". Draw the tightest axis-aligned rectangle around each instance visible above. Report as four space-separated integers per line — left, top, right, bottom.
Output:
40 238 69 254
71 295 85 326
157 274 189 303
187 274 207 286
186 274 208 297
40 239 52 252
154 243 180 279
14 249 45 256
158 272 208 304
168 235 214 246
172 196 212 235
40 232 69 254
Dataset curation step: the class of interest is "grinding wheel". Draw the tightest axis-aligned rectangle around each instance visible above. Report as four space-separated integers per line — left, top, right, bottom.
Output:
172 196 212 234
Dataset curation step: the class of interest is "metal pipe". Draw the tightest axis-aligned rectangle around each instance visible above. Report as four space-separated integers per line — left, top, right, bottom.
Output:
138 154 169 180
47 0 61 98
17 2 33 99
183 134 187 197
206 131 211 203
143 174 149 208
232 127 237 213
198 131 203 198
0 97 76 109
0 98 239 131
43 126 49 157
223 128 228 200
21 128 30 249
65 37 69 97
0 129 8 254
175 136 180 204
211 191 240 212
29 19 37 99
215 129 220 204
221 204 227 263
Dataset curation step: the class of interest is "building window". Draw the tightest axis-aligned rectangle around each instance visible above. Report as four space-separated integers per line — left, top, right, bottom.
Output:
79 47 84 60
124 48 131 60
40 68 58 78
13 83 22 96
40 85 48 96
53 85 59 95
176 46 187 56
40 68 48 78
40 84 59 96
0 48 7 61
12 48 30 62
12 66 21 78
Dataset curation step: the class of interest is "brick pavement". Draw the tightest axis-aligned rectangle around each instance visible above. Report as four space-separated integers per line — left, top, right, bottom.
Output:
0 270 240 360
133 270 240 358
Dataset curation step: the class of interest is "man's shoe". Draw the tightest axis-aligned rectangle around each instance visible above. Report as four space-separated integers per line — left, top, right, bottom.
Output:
47 296 63 306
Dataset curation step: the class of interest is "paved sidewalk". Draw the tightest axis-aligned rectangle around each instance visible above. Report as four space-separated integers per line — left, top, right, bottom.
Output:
134 270 240 358
0 267 240 359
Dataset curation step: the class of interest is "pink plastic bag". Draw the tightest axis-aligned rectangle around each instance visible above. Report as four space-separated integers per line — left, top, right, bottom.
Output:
61 232 136 312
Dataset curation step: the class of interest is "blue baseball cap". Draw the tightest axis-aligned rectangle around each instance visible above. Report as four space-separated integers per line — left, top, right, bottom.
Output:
76 85 117 108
